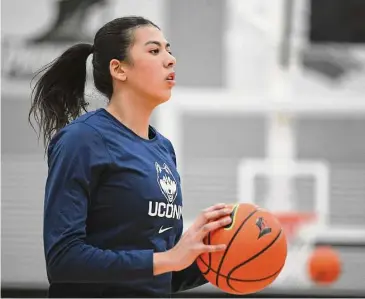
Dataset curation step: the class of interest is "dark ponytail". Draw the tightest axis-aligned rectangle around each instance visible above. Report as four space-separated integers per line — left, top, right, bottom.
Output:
29 43 93 148
29 16 159 149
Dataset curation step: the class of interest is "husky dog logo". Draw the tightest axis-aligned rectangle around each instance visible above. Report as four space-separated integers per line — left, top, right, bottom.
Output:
155 162 178 204
148 162 181 219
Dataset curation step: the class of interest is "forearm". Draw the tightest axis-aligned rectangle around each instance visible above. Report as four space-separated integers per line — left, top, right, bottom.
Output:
47 242 154 283
153 251 176 276
48 241 181 285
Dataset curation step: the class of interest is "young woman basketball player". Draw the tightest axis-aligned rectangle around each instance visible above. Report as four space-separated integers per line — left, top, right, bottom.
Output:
29 16 233 298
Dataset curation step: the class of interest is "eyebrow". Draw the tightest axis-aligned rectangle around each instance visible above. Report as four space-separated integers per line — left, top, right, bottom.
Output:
144 41 171 48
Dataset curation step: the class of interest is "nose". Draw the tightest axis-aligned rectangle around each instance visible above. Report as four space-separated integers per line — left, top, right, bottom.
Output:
165 52 176 68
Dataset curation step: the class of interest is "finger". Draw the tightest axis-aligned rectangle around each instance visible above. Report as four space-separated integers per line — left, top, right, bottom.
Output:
203 203 227 213
201 243 227 253
194 208 232 230
192 204 235 231
198 215 232 237
204 207 233 223
190 205 228 230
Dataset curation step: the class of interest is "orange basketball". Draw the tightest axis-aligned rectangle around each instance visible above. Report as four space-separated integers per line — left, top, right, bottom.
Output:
197 203 287 295
307 246 341 285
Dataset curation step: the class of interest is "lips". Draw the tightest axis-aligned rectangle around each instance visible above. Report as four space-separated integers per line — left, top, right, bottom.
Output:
166 72 175 81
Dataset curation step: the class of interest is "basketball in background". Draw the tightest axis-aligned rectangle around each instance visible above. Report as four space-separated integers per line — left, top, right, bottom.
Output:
197 203 288 295
307 246 341 285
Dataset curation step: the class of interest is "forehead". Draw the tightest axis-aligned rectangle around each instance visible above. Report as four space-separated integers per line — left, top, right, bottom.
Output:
132 25 169 46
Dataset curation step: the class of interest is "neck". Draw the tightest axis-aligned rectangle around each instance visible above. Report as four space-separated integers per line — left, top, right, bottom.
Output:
107 90 154 140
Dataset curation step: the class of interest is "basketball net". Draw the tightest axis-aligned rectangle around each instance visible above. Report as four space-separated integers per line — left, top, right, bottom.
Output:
262 160 317 287
273 211 317 287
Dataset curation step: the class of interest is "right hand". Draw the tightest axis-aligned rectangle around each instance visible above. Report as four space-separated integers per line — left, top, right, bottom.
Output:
168 203 233 272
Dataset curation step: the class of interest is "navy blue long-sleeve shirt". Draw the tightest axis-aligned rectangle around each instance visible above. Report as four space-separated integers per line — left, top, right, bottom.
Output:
44 108 207 297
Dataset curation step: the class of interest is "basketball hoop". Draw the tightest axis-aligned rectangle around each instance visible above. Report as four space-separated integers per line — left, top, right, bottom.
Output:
271 212 318 287
274 212 317 241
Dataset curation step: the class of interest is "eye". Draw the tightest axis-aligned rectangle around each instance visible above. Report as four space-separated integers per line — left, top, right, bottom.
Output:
149 49 160 55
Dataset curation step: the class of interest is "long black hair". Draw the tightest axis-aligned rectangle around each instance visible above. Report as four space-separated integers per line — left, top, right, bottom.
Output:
29 16 159 149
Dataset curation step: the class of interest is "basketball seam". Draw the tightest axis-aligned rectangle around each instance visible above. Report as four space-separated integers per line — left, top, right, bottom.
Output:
226 229 284 292
215 208 258 287
200 232 212 275
197 255 284 282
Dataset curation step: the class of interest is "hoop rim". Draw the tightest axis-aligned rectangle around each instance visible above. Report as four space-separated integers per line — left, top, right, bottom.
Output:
274 212 317 240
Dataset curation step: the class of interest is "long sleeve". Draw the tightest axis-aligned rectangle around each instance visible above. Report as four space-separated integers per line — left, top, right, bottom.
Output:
171 261 208 293
171 222 208 293
44 122 154 284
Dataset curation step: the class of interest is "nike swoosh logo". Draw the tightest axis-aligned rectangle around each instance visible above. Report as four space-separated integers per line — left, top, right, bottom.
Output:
159 226 173 234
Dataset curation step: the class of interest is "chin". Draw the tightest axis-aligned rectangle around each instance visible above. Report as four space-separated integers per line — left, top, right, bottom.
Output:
154 91 172 105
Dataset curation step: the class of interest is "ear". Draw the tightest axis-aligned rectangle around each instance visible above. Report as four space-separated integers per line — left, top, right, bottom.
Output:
109 59 127 81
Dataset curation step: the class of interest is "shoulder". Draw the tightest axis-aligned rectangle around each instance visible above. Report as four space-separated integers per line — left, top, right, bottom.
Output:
155 128 177 164
155 129 174 152
51 122 100 147
49 109 108 148
47 121 109 163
